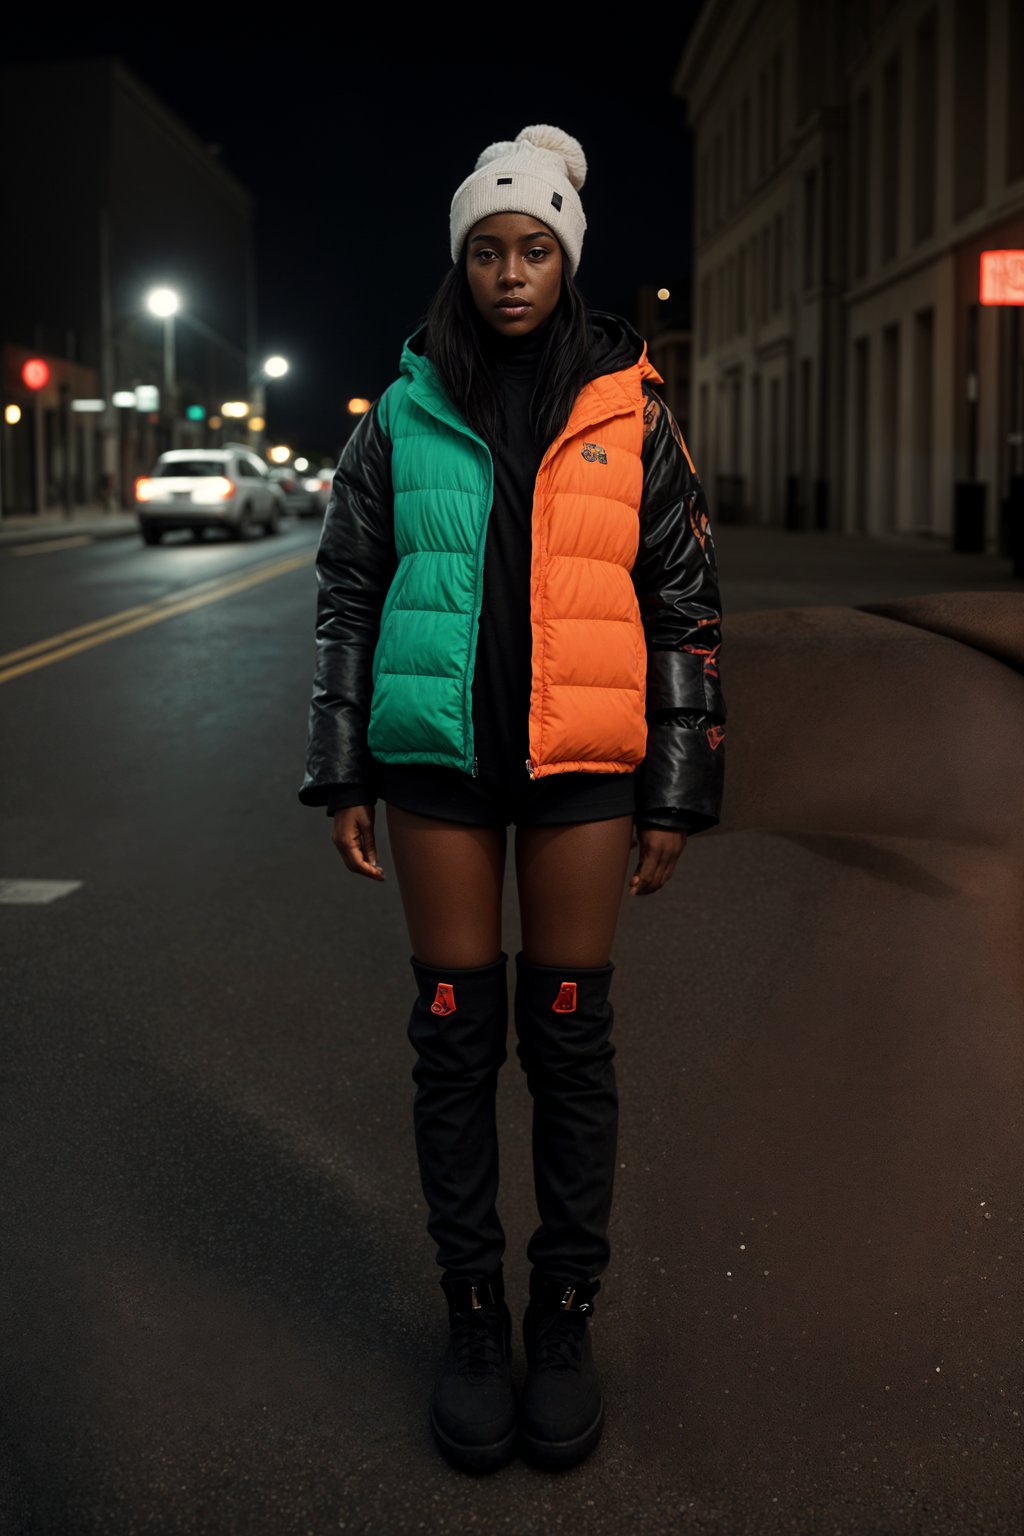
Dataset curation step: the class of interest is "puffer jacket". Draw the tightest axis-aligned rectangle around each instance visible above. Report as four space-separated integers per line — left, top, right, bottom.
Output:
298 309 727 831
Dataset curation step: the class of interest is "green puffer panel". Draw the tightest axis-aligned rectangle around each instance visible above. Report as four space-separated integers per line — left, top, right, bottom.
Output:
367 346 494 771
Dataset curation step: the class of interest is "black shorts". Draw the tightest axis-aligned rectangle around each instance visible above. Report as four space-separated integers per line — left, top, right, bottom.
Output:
374 761 637 828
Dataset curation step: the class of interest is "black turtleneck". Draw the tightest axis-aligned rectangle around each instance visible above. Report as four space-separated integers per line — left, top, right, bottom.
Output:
470 311 552 782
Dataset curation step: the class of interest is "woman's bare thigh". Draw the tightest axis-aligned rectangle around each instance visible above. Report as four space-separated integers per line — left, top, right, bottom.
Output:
384 803 508 968
514 815 634 967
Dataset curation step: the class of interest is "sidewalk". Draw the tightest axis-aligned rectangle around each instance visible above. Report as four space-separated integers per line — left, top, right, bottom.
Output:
0 508 139 546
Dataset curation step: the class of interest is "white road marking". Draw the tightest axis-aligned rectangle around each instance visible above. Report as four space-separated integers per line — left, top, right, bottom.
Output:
0 879 83 904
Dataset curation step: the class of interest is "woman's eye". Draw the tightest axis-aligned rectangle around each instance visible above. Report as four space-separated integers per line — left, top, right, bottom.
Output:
528 248 550 259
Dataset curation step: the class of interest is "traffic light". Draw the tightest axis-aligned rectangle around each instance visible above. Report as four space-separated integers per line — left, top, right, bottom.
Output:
21 358 50 390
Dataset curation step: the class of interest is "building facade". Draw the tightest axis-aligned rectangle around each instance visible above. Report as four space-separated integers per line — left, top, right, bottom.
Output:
0 58 256 515
676 0 1024 545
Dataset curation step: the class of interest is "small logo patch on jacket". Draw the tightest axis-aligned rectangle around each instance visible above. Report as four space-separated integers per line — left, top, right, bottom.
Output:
581 442 608 464
431 983 457 1015
706 724 725 750
552 982 578 1013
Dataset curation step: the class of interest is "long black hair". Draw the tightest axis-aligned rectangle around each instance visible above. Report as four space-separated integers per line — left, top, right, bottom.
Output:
420 238 592 449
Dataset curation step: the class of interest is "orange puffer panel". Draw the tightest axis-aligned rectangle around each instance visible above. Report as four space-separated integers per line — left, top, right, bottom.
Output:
527 346 664 778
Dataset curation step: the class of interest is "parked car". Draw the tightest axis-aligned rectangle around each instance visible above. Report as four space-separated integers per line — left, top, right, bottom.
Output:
310 465 334 515
134 446 283 543
268 465 323 518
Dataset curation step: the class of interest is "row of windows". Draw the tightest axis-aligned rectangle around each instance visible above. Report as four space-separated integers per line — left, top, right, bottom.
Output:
850 0 1021 279
698 46 784 240
698 213 788 355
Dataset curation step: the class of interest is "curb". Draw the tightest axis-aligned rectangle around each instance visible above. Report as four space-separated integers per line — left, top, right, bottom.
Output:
0 520 141 548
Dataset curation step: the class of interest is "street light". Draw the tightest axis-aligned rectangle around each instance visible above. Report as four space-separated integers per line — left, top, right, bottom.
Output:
146 286 181 443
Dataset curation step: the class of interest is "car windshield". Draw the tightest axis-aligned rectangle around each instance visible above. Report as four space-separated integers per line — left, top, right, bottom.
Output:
153 460 229 477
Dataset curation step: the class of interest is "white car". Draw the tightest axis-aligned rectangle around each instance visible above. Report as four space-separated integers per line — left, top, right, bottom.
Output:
135 446 283 543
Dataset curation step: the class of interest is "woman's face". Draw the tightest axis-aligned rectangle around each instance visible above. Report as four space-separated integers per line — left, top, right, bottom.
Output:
465 212 563 335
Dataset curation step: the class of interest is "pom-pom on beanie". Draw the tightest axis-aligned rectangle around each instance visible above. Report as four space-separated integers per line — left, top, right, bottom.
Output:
449 124 588 276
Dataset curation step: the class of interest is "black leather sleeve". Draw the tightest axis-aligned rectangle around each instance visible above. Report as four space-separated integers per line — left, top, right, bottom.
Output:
297 398 398 807
324 784 378 817
631 386 727 832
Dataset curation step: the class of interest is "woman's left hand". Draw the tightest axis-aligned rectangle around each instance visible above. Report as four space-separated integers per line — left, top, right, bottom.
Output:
628 825 687 896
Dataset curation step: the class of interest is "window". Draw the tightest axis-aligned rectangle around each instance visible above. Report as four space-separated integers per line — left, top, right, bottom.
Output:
155 458 228 477
727 111 736 209
854 88 871 278
914 9 937 239
882 51 901 261
740 95 751 192
758 68 767 178
738 243 747 333
714 134 723 224
773 213 784 314
822 156 832 284
772 49 783 163
803 168 817 288
1007 0 1024 182
953 0 987 220
760 225 771 321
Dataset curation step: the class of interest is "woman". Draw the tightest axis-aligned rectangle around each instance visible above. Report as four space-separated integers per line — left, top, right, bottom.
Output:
298 124 726 1474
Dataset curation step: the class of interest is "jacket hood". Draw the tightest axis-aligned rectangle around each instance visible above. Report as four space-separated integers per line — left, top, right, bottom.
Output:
400 307 662 387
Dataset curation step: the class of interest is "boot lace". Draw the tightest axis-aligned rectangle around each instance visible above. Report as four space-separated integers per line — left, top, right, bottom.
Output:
450 1309 505 1378
531 1310 586 1372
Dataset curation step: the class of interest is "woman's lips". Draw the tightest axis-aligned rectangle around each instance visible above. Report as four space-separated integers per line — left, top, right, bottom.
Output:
495 302 531 319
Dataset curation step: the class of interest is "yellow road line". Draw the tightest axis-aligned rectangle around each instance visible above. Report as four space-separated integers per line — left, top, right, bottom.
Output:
0 551 314 685
10 536 95 556
0 561 284 666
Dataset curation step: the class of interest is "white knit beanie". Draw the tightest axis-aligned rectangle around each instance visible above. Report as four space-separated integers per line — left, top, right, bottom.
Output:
449 124 588 276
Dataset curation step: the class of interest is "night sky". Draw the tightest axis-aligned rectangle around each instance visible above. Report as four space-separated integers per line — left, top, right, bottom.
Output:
9 16 703 456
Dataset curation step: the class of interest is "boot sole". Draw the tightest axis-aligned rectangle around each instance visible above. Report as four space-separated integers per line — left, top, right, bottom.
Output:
518 1395 605 1469
429 1404 518 1474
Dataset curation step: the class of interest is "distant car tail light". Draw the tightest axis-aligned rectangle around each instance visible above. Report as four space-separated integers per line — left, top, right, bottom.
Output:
213 476 234 500
282 476 296 491
135 477 154 502
303 477 323 492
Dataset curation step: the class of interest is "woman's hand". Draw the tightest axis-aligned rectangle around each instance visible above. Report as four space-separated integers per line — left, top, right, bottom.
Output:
628 824 687 896
332 805 386 881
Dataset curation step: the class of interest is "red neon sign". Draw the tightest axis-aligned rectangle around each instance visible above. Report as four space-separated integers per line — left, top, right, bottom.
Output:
21 358 50 390
980 250 1024 305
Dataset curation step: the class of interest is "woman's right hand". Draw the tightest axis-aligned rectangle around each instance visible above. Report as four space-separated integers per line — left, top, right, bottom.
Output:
331 805 385 880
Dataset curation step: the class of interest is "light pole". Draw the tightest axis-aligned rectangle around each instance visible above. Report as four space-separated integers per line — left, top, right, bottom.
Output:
250 356 289 455
146 287 180 448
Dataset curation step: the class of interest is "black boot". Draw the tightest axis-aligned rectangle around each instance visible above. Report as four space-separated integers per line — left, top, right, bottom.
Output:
512 953 619 1282
519 1269 604 1468
407 952 509 1280
431 1269 517 1473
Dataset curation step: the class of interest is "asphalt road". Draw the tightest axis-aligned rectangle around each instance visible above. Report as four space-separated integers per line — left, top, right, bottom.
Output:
1 517 1021 1535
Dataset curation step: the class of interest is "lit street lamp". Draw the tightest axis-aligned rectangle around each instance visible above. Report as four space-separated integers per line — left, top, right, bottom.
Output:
146 286 181 446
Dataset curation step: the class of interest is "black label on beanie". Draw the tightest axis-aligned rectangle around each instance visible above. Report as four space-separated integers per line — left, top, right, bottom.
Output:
551 192 563 212
497 177 512 185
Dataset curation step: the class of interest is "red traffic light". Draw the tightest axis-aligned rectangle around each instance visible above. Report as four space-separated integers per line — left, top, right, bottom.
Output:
22 358 50 390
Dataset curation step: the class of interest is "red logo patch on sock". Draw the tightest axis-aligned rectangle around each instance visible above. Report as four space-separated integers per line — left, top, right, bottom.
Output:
552 982 577 1013
431 983 456 1015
